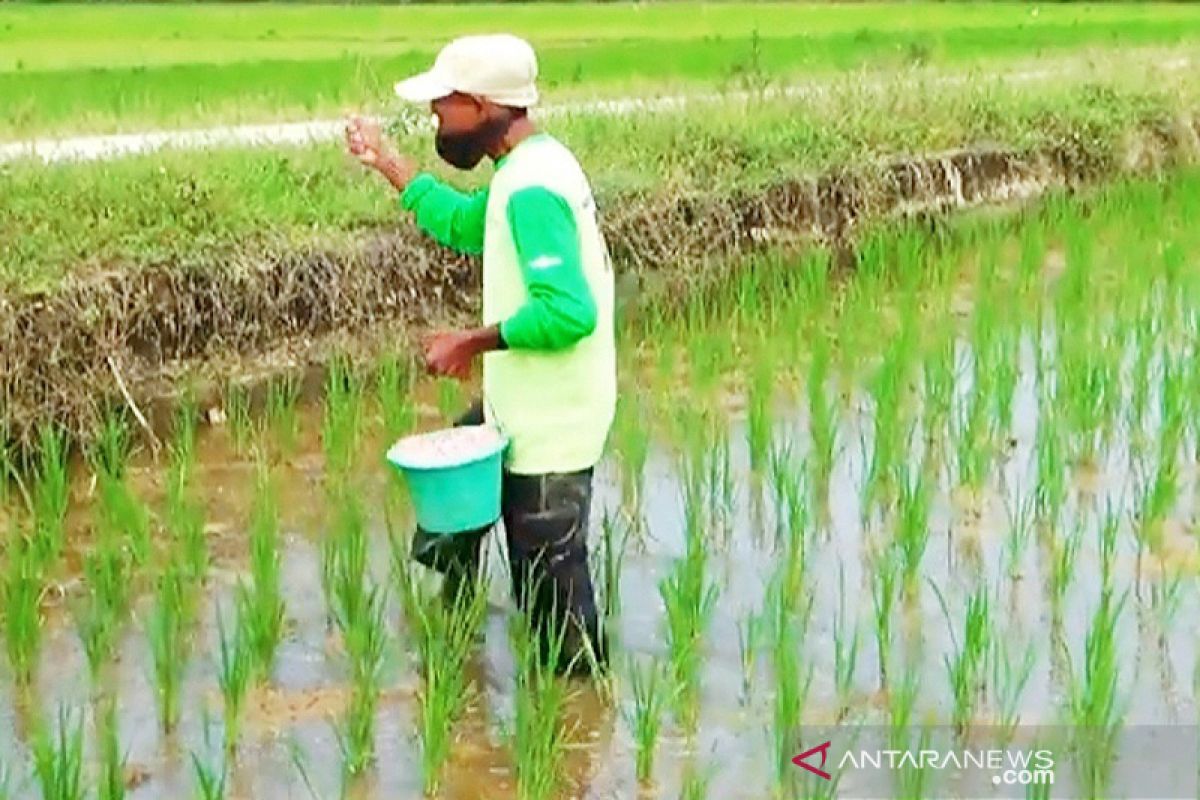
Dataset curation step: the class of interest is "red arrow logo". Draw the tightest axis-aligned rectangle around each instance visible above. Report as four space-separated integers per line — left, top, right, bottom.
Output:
792 741 832 780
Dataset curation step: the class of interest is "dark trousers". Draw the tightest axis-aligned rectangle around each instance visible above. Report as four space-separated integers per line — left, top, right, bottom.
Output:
411 401 607 674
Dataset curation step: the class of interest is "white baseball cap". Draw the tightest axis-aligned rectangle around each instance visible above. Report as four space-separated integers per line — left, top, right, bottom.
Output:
394 34 539 108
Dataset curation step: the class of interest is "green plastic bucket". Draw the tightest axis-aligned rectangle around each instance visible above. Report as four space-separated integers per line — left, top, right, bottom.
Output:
385 425 508 535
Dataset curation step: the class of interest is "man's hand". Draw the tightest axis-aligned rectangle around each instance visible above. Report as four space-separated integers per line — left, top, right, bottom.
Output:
345 115 416 191
424 327 503 380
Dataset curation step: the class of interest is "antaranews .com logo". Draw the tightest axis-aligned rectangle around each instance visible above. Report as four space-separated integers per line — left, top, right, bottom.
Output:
793 739 1054 788
786 726 1200 799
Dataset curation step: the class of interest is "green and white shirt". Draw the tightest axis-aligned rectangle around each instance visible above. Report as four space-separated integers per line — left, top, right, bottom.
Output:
400 133 616 475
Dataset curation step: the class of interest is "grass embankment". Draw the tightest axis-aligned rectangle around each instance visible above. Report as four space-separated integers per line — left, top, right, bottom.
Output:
3 2 1200 137
2 51 1195 294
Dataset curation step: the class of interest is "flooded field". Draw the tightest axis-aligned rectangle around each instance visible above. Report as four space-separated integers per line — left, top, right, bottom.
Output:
4 171 1200 799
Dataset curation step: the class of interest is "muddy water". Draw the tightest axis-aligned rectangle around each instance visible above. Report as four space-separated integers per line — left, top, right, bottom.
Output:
3 338 1199 798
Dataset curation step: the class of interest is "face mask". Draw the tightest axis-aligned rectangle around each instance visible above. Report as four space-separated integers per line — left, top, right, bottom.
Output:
435 128 489 170
434 112 512 171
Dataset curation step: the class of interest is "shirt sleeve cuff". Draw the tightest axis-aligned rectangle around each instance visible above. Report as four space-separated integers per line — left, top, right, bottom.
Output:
399 173 438 211
499 317 520 350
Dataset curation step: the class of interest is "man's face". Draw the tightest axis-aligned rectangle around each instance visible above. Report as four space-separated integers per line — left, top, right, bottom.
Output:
431 93 510 171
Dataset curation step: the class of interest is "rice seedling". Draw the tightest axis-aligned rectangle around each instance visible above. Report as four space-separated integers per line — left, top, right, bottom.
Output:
96 469 151 570
164 483 207 590
1048 522 1083 613
611 393 650 523
624 656 667 784
31 706 85 800
989 326 1020 437
1017 214 1046 293
746 345 775 474
97 697 127 800
1127 323 1154 436
991 633 1036 745
871 551 897 689
508 608 569 800
737 609 763 701
679 763 712 800
1025 770 1052 800
287 739 322 800
954 367 991 492
1067 589 1127 798
335 583 388 777
3 533 43 687
146 561 189 734
772 608 812 791
921 322 956 461
223 381 254 455
832 566 861 721
895 471 931 597
30 423 69 571
266 375 301 457
87 411 131 482
76 523 131 684
933 582 992 737
806 335 837 490
893 726 934 800
597 511 630 631
319 481 393 777
1003 492 1035 582
167 397 199 501
659 515 718 730
1148 567 1185 637
191 751 228 800
323 489 367 633
864 330 913 511
323 358 365 479
376 351 416 441
215 603 252 757
236 464 285 678
401 566 487 795
886 661 920 750
1034 411 1067 529
1097 503 1120 593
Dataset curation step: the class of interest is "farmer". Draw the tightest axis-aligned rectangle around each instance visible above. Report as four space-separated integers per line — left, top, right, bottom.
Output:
346 34 615 675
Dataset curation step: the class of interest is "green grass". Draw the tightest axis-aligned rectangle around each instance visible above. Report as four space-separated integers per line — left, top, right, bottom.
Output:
3 3 1199 138
2 46 1195 294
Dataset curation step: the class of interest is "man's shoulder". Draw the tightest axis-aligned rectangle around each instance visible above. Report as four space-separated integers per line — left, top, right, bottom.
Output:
492 135 590 200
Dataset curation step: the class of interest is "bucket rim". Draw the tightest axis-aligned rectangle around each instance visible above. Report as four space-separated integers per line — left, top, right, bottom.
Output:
384 426 509 472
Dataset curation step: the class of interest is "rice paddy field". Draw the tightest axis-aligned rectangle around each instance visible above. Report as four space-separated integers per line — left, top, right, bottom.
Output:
8 2 1200 799
4 2 1200 138
3 166 1200 797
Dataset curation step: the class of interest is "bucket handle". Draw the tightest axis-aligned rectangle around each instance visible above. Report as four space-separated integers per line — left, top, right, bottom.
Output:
482 396 509 443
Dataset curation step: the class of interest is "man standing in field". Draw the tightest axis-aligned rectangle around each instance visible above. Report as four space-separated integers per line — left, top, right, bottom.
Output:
346 34 615 675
